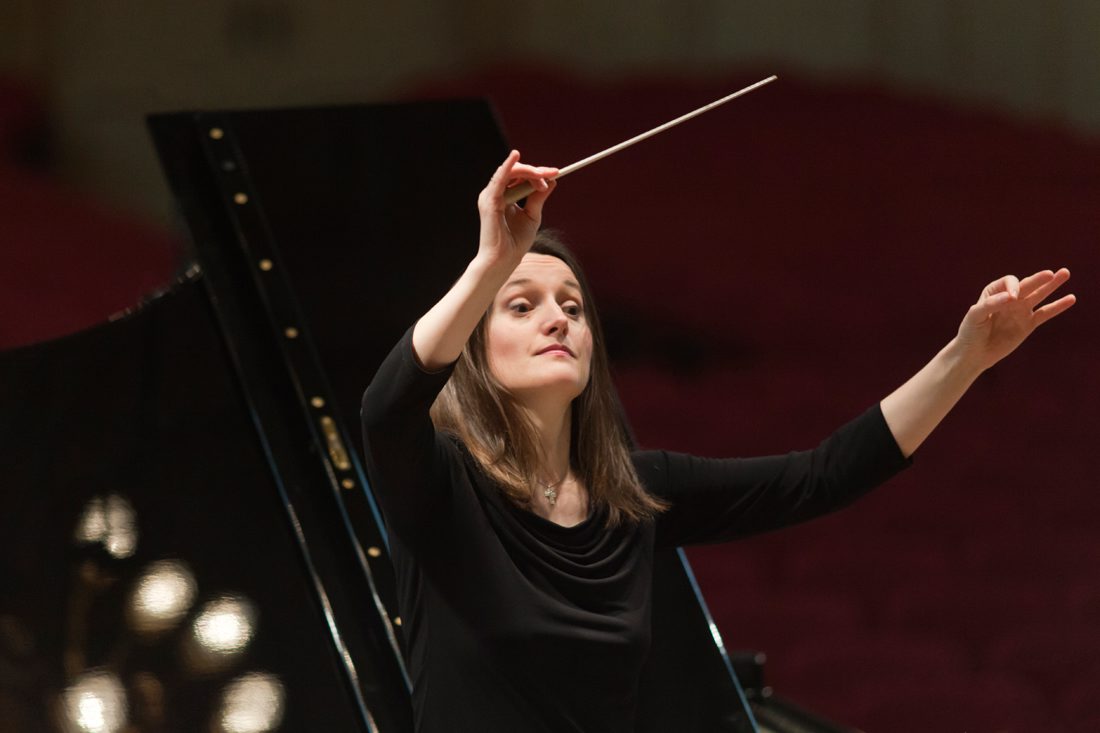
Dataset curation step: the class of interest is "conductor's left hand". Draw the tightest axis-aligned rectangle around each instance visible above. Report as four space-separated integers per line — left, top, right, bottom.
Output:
955 268 1076 373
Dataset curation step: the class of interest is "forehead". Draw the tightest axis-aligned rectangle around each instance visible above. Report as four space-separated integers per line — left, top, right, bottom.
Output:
504 253 579 288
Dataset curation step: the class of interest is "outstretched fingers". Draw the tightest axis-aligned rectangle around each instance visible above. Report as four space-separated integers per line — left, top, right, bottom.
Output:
975 268 1076 329
1022 267 1071 305
1032 292 1077 328
1017 269 1055 299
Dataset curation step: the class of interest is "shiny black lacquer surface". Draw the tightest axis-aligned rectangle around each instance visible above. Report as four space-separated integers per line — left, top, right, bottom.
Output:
0 279 368 731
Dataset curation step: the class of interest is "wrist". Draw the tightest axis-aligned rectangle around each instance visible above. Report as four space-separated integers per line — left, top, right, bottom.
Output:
940 337 987 384
469 250 522 282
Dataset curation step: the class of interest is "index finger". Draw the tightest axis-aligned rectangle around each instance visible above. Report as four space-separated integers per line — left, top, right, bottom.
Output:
488 150 522 192
508 163 559 180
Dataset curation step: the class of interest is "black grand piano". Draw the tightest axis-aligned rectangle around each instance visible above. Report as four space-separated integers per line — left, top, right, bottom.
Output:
0 100 852 732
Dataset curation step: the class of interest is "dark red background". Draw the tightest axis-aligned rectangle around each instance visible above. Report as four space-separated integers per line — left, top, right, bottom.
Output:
3 68 1097 732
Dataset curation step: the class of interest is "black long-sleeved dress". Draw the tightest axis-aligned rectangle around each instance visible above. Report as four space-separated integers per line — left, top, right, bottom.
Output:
361 327 910 733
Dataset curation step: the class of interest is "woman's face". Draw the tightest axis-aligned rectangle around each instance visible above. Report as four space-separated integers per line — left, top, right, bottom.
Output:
486 253 593 404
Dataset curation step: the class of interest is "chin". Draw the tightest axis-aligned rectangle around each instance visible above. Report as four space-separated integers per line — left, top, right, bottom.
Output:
511 376 588 403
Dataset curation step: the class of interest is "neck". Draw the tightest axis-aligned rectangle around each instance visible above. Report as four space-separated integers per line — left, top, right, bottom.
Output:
518 396 589 523
522 399 572 483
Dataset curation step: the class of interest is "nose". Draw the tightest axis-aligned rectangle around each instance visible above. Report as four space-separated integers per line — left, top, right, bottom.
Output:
544 304 569 336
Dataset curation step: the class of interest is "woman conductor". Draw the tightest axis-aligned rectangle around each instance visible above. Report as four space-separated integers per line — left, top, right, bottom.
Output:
361 150 1075 732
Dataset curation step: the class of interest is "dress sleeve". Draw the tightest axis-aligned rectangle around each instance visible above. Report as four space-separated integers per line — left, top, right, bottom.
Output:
360 324 459 536
641 404 911 549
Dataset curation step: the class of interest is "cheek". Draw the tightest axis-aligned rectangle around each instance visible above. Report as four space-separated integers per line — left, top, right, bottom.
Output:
579 330 595 376
486 320 524 376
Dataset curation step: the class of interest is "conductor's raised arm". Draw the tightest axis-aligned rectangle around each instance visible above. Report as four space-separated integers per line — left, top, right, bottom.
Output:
880 268 1076 458
411 150 558 371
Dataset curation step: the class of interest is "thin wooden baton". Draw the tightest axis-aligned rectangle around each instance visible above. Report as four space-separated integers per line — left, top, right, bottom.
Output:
502 75 777 204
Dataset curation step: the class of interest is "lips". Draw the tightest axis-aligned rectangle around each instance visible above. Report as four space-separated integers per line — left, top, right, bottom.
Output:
536 344 574 357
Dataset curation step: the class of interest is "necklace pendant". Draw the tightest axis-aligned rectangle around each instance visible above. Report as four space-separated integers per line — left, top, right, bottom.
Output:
543 486 558 506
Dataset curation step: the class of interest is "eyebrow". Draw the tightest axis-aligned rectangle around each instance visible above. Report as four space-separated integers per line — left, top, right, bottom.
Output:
503 278 581 291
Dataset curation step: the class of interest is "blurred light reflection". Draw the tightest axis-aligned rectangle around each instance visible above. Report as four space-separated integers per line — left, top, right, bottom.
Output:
74 494 138 559
185 595 257 673
61 670 128 733
194 596 256 653
216 672 285 733
103 495 138 558
74 498 106 544
128 559 197 635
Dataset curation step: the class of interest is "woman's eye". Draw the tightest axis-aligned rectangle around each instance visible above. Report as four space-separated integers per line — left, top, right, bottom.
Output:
564 304 582 317
510 302 531 314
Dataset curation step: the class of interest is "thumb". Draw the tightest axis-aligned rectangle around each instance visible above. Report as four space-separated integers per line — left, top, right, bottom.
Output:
969 274 1020 321
984 274 1021 299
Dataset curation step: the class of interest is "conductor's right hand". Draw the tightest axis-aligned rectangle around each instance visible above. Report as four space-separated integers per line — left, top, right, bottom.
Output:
476 150 558 269
409 152 557 371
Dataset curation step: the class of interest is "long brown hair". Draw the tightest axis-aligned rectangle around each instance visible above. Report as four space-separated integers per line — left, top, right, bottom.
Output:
430 231 666 526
